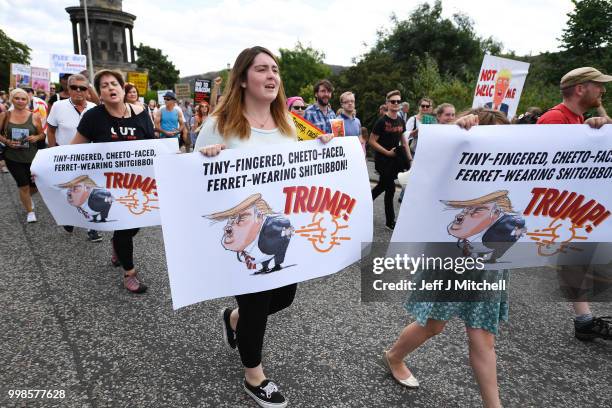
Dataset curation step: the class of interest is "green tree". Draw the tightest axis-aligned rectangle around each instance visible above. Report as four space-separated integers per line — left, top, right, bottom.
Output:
524 0 612 113
560 0 612 57
0 29 31 91
278 42 331 100
134 44 180 90
333 1 500 128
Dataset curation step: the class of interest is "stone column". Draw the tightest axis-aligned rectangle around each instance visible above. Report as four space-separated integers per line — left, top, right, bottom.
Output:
121 25 128 63
129 27 135 62
72 21 79 54
108 21 114 62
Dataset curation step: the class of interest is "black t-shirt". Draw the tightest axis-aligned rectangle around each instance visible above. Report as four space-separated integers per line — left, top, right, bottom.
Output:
372 115 405 161
48 93 68 109
78 104 155 143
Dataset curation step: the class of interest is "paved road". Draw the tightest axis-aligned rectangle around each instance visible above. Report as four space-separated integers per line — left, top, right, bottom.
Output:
1 168 610 408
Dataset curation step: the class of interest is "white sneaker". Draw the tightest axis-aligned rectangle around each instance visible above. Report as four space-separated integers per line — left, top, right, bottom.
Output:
27 212 37 223
0 166 8 173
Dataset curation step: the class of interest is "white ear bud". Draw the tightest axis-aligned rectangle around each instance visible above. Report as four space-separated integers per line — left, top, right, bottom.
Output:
241 83 247 88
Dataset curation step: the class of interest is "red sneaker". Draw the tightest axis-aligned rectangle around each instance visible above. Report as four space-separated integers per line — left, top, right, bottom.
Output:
123 274 147 294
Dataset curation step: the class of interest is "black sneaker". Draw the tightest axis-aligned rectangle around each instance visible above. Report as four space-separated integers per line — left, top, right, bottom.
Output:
63 225 74 233
87 230 103 242
385 222 396 231
221 308 237 349
243 379 287 408
575 316 612 341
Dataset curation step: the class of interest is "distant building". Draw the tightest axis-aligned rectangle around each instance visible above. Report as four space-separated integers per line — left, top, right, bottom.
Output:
66 0 138 73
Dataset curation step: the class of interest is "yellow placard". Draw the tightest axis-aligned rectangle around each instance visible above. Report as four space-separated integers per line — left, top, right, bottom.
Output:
290 111 323 141
127 72 148 96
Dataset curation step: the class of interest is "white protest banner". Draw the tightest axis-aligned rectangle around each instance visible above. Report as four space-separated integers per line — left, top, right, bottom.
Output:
49 53 87 74
155 137 373 308
472 55 530 119
31 139 179 231
31 67 51 92
392 124 612 268
157 90 172 105
10 63 31 88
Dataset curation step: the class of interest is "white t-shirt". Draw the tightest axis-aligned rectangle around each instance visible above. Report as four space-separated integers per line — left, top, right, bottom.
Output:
47 99 96 145
195 116 297 150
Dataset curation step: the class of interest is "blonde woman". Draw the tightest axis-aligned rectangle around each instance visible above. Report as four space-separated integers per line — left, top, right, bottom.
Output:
0 88 44 222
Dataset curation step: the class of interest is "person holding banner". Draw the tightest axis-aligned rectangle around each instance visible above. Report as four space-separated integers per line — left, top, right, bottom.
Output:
286 96 306 117
196 46 333 408
537 67 612 342
70 69 155 294
0 88 44 223
383 109 510 408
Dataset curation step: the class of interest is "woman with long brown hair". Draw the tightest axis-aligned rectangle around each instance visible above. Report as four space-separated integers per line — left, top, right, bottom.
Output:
196 46 331 408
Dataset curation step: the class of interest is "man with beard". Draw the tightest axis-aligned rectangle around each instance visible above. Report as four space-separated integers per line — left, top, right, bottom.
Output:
304 79 336 133
537 66 612 342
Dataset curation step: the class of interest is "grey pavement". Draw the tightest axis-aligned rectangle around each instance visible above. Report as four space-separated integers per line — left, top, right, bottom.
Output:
1 167 611 408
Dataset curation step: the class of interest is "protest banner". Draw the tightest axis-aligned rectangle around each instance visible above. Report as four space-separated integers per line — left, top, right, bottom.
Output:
290 112 323 141
330 118 345 137
391 124 612 269
10 63 31 88
472 55 530 119
49 53 87 74
127 72 148 96
194 78 211 104
31 139 179 231
157 89 172 105
31 67 51 92
154 137 373 308
174 83 191 101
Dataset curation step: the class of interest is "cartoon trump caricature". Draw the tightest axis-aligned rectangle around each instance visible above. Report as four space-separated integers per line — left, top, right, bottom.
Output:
56 175 114 222
442 190 526 262
206 193 294 275
484 68 511 116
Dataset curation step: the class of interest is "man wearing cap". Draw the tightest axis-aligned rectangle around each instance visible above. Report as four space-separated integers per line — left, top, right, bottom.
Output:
57 175 113 223
538 67 612 342
442 190 526 262
206 193 294 275
154 91 187 147
537 67 612 127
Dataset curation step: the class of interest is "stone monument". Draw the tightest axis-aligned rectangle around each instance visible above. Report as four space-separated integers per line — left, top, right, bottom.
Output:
66 0 138 73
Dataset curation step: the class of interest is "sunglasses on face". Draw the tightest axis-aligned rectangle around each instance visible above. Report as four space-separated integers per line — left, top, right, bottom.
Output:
70 85 88 92
420 104 431 108
388 100 401 104
292 106 306 110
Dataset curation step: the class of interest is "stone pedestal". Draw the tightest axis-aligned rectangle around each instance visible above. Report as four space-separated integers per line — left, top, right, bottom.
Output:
66 0 138 73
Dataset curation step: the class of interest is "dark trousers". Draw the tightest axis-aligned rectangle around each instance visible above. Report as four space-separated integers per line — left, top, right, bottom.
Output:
371 162 397 225
235 283 297 368
112 228 139 271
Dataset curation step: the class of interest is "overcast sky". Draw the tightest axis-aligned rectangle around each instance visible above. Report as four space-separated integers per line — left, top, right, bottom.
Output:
1 0 575 78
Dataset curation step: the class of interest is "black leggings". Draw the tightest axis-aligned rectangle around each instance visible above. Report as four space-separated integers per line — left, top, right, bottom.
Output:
112 228 139 271
371 164 397 225
235 283 297 368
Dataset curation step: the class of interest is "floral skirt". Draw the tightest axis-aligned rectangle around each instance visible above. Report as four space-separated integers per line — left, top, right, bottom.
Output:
404 269 509 335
